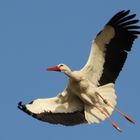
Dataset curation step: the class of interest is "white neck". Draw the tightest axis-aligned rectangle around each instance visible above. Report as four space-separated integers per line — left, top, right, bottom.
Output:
64 70 81 81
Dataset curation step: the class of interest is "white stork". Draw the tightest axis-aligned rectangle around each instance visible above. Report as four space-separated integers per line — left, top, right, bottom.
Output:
18 10 140 132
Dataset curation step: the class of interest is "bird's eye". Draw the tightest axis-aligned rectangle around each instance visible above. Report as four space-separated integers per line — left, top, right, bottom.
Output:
59 64 63 67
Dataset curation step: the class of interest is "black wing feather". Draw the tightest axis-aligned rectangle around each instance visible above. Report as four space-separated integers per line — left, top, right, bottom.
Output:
99 10 140 85
116 14 136 24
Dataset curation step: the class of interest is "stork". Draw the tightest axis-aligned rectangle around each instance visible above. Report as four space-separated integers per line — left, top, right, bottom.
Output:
18 10 140 132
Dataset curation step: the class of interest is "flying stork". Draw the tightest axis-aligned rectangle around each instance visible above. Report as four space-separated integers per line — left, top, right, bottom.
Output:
18 10 140 132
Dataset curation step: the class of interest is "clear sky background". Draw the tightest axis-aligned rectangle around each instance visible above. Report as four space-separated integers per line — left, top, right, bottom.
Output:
0 0 140 140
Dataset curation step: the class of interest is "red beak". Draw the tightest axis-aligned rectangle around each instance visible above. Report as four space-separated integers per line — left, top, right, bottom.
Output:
47 66 60 71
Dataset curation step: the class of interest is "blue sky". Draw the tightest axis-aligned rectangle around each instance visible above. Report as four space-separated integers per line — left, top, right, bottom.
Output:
1 0 140 140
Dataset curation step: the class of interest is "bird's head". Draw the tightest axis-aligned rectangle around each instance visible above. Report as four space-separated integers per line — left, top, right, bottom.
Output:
47 64 71 73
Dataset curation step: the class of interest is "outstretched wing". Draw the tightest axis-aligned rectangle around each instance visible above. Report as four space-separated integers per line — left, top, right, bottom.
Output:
18 88 86 126
81 10 140 86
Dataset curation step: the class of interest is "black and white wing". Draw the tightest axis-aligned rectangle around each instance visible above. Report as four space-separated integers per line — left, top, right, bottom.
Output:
81 10 140 86
18 88 86 126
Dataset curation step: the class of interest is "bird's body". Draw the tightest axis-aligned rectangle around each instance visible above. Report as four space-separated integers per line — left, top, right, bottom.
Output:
18 10 140 131
68 72 97 105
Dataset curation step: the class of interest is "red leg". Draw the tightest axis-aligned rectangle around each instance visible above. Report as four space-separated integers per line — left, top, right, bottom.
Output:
96 92 135 124
93 104 122 132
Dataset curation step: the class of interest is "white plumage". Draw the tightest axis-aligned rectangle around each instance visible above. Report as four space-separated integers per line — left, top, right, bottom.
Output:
18 10 140 131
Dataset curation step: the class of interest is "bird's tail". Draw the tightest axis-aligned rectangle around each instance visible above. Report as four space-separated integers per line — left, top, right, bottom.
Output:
84 83 117 124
